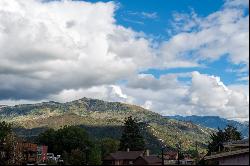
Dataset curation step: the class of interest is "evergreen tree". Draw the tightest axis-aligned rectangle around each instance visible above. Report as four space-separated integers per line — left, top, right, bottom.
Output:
207 128 225 154
88 144 102 165
0 121 12 141
0 122 18 165
119 116 145 151
100 138 119 159
207 125 242 154
224 125 241 141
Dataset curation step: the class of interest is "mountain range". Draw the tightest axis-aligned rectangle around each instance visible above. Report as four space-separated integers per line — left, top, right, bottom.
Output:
167 115 249 138
0 97 214 153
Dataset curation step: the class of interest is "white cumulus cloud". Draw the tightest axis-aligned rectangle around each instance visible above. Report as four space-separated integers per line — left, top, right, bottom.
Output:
0 0 248 121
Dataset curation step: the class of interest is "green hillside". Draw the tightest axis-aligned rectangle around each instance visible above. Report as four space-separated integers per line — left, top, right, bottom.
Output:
0 97 214 153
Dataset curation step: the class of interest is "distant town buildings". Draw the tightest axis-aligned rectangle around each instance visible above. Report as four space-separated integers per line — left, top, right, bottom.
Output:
0 135 63 165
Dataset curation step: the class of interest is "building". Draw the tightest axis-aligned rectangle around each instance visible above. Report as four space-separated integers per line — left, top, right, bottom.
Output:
37 145 48 163
13 139 48 165
204 139 249 165
0 133 49 165
19 142 38 164
134 155 162 165
103 149 161 165
103 149 144 165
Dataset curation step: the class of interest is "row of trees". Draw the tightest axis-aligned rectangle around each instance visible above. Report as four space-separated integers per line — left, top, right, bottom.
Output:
2 117 243 165
36 116 145 165
1 116 145 165
37 126 109 165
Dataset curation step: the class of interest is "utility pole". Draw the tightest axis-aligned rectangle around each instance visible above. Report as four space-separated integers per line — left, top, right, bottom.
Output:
161 147 164 165
176 142 181 165
177 147 180 165
195 141 198 165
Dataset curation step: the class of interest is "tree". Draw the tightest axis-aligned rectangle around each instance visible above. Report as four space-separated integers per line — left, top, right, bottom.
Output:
63 149 85 165
100 138 119 159
119 116 145 151
36 129 56 153
37 125 102 165
0 122 24 165
37 126 90 154
0 121 12 142
55 125 90 154
224 125 241 141
207 125 241 154
88 144 102 165
0 121 13 165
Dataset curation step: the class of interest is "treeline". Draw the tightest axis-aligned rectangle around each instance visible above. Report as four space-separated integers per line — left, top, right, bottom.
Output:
35 125 119 165
0 116 146 165
36 116 146 165
1 118 243 165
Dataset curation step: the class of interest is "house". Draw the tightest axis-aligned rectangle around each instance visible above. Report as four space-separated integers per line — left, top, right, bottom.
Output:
204 138 249 165
103 149 144 165
19 142 38 164
13 139 48 165
134 155 162 165
103 149 161 165
0 134 49 165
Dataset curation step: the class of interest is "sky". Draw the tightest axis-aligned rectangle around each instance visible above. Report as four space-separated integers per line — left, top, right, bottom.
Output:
0 0 249 121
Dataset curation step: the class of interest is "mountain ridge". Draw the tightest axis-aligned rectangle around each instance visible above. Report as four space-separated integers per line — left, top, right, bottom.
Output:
167 115 249 138
0 97 214 153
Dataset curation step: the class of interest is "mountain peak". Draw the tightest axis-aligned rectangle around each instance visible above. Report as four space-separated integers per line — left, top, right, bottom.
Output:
0 97 214 152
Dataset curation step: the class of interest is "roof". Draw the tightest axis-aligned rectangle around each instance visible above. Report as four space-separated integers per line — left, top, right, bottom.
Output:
223 138 249 148
103 151 144 160
136 155 162 164
204 148 249 160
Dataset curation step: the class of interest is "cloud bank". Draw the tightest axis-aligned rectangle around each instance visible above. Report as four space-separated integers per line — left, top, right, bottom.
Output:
0 0 248 121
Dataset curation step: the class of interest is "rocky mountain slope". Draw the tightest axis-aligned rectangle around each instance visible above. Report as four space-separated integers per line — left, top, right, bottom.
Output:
0 97 214 153
167 115 249 138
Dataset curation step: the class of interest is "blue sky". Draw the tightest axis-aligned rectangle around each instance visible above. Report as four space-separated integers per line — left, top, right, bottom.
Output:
86 0 224 37
84 0 248 86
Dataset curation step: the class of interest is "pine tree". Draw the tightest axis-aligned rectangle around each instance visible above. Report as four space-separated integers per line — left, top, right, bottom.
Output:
0 121 12 141
119 116 145 151
224 125 241 141
207 125 242 154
